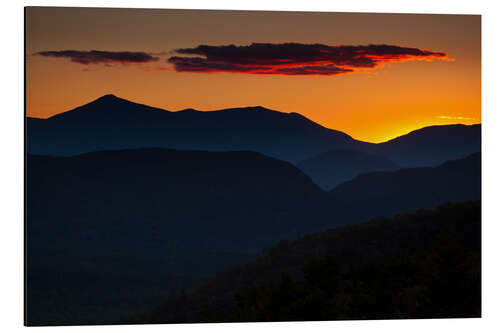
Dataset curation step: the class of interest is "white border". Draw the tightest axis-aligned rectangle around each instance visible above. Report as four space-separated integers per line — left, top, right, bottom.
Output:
2 1 499 332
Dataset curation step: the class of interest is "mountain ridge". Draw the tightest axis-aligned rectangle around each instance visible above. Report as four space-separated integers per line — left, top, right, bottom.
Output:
27 94 480 142
327 152 481 223
297 148 400 190
369 123 481 167
379 123 480 144
26 95 359 162
27 94 480 168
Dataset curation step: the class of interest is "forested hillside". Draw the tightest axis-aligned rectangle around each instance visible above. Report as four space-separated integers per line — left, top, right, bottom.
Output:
139 201 481 323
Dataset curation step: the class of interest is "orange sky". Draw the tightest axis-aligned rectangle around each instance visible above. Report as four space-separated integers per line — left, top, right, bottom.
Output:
25 7 480 143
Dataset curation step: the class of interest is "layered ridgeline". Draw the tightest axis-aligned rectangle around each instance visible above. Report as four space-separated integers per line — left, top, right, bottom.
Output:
27 95 480 188
26 94 361 163
26 149 481 325
136 201 481 323
297 149 400 190
370 124 481 167
329 152 481 224
294 125 480 189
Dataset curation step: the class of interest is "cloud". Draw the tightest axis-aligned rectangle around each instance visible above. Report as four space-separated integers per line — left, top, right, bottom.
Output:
34 50 160 65
438 115 476 120
167 43 452 76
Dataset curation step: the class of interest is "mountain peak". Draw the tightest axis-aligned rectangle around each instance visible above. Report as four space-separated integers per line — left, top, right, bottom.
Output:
45 94 167 121
251 106 275 112
232 106 273 112
95 94 121 102
85 94 151 110
86 94 129 107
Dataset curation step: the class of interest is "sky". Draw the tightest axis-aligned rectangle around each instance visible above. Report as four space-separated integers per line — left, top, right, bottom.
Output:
25 7 481 143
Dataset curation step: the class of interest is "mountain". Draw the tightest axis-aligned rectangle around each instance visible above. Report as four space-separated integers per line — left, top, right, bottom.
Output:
137 201 481 324
26 94 366 163
297 149 400 190
26 150 481 258
27 148 327 254
26 148 481 325
27 94 481 173
370 124 481 167
26 148 325 325
328 152 481 223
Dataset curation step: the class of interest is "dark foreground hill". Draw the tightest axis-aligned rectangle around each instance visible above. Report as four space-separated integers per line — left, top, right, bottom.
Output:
297 149 400 190
26 148 325 326
26 149 481 325
138 201 481 324
27 148 325 252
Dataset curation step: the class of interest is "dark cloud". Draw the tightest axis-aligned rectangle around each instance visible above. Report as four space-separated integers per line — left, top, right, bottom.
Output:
35 50 159 65
274 65 353 76
167 43 451 76
168 56 271 73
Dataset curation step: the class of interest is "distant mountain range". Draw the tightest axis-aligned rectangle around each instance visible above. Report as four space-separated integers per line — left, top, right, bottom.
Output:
27 94 362 163
27 94 480 170
368 124 481 167
297 124 481 189
329 152 481 223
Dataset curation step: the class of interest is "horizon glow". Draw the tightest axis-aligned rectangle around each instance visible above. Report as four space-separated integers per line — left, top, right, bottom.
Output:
25 8 481 143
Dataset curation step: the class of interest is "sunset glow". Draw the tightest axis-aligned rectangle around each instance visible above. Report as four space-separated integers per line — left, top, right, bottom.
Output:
25 7 480 143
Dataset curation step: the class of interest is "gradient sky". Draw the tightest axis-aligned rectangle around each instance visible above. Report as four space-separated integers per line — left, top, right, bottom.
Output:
25 7 481 143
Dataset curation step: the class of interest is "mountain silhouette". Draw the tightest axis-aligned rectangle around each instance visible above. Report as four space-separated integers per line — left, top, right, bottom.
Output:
26 148 326 325
27 94 363 163
328 152 481 223
26 148 481 325
297 149 400 190
26 95 481 325
27 149 481 257
27 148 325 253
370 124 481 167
27 95 481 175
25 95 482 325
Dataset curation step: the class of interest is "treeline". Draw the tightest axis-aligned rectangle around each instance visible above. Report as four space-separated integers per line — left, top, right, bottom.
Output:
231 242 479 321
135 201 480 324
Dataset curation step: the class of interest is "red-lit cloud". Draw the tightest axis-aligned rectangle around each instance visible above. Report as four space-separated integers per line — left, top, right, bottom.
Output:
168 43 453 76
34 50 160 65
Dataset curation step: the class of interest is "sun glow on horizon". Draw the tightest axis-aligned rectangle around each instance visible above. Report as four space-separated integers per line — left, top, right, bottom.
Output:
26 94 481 144
26 8 480 145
